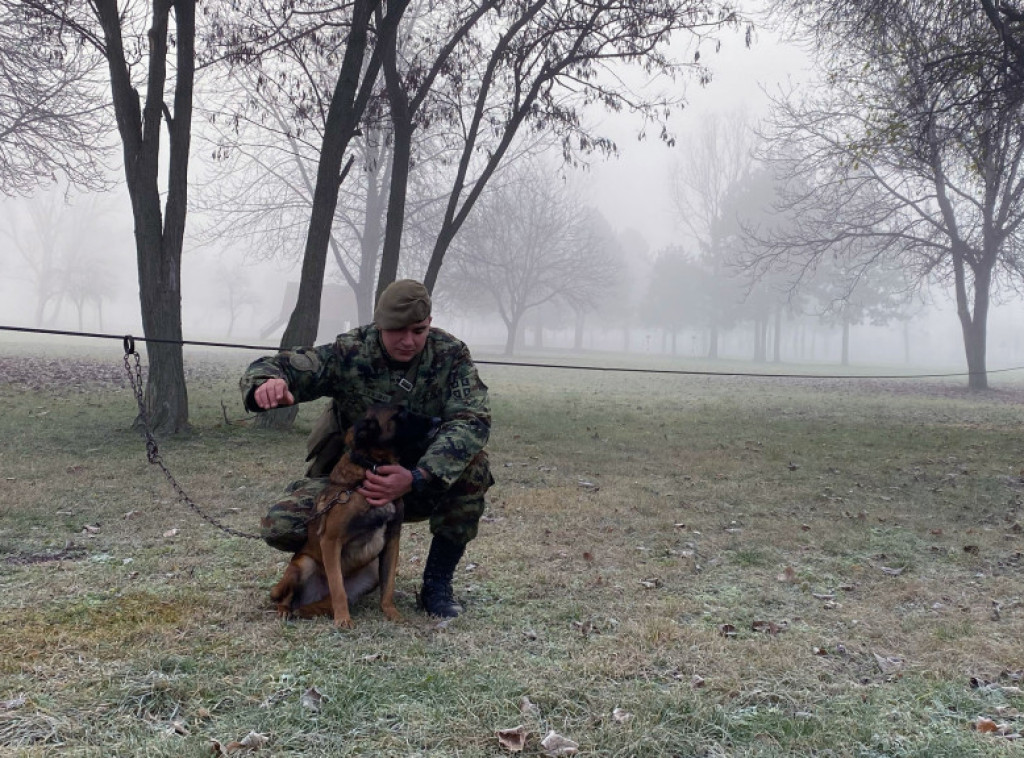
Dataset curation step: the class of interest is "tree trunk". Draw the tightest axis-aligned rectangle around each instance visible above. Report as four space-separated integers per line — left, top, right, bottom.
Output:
573 310 585 351
503 315 519 356
840 319 850 366
753 319 767 362
954 258 991 390
773 308 782 363
260 0 395 430
95 0 193 436
707 323 719 359
377 28 413 303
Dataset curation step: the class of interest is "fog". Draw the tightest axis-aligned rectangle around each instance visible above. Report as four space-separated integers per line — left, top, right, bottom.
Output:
2 6 1023 378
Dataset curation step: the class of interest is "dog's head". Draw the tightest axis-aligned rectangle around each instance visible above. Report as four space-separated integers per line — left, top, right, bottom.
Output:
349 404 438 462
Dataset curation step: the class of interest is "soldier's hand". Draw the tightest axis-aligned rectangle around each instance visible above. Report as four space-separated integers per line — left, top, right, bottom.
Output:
359 465 413 506
254 378 294 409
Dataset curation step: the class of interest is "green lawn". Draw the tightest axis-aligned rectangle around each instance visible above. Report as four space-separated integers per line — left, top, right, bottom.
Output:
1 343 1022 756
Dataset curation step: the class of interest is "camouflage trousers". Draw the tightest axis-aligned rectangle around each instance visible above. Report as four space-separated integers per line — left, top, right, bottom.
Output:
260 451 494 553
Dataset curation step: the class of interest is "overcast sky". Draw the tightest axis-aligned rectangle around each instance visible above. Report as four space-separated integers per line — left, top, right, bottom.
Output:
583 7 813 253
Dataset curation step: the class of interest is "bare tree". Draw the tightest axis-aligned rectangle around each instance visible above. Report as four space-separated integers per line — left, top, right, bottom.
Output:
760 1 1024 388
0 2 112 194
16 0 198 433
444 159 621 355
418 0 745 295
669 111 757 358
193 69 395 326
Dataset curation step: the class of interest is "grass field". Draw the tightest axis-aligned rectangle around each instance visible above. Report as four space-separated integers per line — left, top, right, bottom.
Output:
1 341 1023 757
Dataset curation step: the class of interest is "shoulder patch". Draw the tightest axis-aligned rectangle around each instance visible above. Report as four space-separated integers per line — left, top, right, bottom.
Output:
289 350 320 373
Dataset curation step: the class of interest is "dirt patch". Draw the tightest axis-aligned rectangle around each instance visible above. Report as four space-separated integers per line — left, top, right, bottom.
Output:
0 354 234 394
3 542 89 565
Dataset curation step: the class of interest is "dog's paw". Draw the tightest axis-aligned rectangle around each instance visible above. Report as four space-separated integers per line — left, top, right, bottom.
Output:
333 616 355 630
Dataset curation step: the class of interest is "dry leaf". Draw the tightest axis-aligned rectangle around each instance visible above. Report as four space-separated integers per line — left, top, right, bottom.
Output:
519 695 541 718
163 528 179 538
751 620 786 635
224 731 269 752
718 623 738 637
873 653 904 675
612 707 633 723
496 725 528 752
540 729 579 756
879 565 904 576
690 674 706 688
976 717 999 733
81 524 100 534
123 510 140 520
777 566 797 583
300 687 323 712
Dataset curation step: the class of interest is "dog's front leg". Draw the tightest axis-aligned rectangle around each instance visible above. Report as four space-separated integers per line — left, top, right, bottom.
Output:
320 531 353 629
378 501 403 622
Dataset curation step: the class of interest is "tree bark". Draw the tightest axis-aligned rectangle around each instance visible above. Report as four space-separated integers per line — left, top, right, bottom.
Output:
96 0 193 435
259 0 402 430
773 307 782 363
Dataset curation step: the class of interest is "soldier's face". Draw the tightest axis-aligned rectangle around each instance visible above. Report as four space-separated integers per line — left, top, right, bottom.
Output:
380 317 432 362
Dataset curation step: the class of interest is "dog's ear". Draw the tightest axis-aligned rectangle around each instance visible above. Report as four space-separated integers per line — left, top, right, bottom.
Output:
353 416 381 449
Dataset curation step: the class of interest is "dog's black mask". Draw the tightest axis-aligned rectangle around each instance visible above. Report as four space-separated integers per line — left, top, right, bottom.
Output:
352 405 439 463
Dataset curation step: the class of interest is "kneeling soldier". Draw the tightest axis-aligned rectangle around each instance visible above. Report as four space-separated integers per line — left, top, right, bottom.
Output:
240 279 493 618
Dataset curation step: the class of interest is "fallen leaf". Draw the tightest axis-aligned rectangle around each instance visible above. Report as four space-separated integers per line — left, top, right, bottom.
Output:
777 566 797 583
1 695 26 710
976 717 999 733
718 624 738 638
540 729 579 756
690 674 706 688
612 707 633 723
751 620 786 634
964 545 980 555
300 687 323 712
519 696 540 719
224 731 270 752
496 725 528 752
123 510 140 520
81 524 100 534
163 528 179 538
879 566 904 576
873 652 905 675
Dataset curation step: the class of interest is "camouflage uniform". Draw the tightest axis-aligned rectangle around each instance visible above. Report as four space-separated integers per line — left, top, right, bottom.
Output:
240 324 493 551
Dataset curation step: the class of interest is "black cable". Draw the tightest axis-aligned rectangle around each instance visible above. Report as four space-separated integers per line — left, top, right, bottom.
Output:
2 323 1021 381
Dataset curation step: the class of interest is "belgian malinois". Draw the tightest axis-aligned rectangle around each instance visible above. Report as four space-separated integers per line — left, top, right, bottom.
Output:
269 404 434 628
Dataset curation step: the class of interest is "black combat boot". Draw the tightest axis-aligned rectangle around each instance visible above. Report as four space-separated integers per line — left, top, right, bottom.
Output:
420 534 466 618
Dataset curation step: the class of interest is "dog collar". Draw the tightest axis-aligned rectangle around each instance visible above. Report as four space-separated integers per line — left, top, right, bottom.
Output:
349 451 386 473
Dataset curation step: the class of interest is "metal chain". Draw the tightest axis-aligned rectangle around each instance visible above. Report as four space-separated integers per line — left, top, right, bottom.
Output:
123 337 263 540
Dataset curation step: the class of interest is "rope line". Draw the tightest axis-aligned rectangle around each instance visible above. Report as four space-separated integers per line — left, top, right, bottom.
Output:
2 323 1021 381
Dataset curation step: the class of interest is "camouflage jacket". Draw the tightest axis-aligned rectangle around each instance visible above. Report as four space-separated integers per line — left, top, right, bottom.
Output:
240 325 490 488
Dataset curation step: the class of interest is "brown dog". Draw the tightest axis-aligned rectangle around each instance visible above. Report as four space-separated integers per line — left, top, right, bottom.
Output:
269 404 434 628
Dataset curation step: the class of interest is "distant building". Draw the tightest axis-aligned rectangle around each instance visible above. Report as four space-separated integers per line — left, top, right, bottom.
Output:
261 282 359 342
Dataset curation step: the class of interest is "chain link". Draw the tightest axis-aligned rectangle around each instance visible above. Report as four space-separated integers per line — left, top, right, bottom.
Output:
123 342 264 540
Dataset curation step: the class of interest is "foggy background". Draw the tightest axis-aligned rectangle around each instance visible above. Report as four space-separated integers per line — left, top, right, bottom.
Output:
2 1 1021 374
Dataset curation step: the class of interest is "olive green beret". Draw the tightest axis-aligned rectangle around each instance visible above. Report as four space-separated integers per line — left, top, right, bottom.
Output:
374 279 432 329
